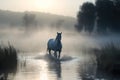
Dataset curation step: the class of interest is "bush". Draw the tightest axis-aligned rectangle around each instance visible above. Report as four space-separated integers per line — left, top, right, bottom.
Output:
94 43 120 75
0 45 18 73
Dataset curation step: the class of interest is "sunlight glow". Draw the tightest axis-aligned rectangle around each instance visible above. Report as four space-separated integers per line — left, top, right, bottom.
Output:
39 60 49 80
35 0 55 10
0 0 95 17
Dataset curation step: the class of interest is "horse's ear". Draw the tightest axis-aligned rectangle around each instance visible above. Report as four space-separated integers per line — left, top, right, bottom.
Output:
57 32 58 34
61 32 62 34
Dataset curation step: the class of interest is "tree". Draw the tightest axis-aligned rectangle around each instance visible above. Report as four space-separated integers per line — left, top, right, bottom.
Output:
95 0 114 33
23 13 37 28
56 19 64 29
113 0 120 32
76 2 95 33
76 0 120 33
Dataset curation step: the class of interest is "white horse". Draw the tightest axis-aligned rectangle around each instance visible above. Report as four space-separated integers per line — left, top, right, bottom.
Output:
47 32 62 59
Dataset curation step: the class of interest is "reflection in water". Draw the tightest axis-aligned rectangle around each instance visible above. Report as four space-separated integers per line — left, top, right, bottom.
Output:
14 54 80 80
77 55 97 80
2 53 119 80
0 62 17 80
48 60 61 80
4 54 93 80
39 60 49 80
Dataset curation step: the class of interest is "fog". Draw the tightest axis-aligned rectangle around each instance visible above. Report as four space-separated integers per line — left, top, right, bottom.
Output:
0 26 120 55
0 25 120 80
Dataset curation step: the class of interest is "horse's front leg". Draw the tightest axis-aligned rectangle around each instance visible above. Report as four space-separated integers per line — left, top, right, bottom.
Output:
54 51 57 58
58 51 61 59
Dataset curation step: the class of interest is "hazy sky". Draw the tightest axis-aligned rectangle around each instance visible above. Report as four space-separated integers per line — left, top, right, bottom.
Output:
0 0 95 17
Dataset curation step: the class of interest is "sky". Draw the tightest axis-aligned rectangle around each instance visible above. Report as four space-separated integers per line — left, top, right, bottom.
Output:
0 0 95 17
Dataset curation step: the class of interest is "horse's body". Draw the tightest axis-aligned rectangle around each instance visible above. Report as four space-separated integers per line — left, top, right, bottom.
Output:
47 32 62 59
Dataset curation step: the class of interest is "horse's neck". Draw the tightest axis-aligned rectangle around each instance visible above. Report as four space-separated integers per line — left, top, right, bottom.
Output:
55 39 61 45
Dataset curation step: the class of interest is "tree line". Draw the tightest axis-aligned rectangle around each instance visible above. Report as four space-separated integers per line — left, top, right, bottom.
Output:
75 0 120 33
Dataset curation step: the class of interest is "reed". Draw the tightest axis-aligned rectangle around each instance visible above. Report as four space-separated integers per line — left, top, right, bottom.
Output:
95 43 120 75
0 45 18 72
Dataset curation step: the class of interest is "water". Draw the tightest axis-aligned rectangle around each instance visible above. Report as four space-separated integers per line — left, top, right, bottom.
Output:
0 29 120 80
0 49 120 80
0 52 99 80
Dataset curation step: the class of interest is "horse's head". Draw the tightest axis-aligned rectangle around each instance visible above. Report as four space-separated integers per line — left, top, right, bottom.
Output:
56 32 62 41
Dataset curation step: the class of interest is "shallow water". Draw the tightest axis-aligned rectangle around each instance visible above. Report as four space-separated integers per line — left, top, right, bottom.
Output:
0 52 97 80
1 51 120 80
0 30 120 80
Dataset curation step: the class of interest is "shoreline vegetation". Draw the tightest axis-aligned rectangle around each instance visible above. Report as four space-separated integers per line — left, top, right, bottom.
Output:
0 44 18 73
93 43 120 76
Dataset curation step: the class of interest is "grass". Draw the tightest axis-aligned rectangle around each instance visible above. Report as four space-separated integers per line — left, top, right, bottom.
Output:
0 45 18 73
94 43 120 76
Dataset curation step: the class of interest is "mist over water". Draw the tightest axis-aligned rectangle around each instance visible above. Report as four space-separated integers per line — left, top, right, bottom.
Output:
0 26 120 80
1 26 120 62
0 26 120 53
0 0 120 79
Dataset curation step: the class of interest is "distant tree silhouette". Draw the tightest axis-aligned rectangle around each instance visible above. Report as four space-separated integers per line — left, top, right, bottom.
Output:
95 0 114 33
76 0 120 33
56 19 64 29
113 0 120 32
23 13 37 28
76 2 95 33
